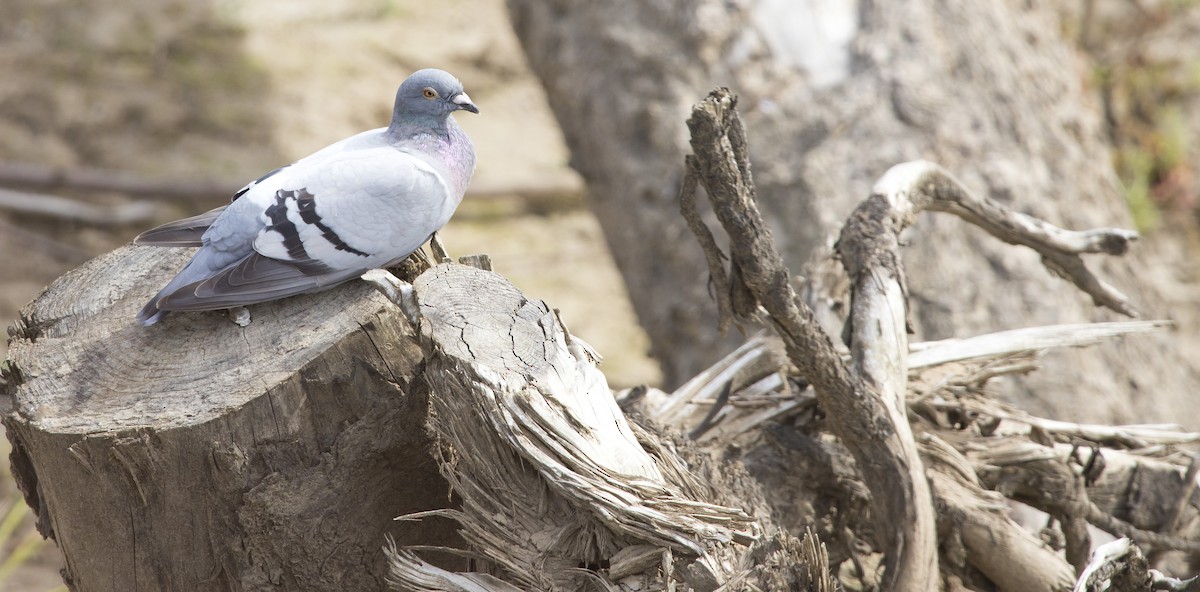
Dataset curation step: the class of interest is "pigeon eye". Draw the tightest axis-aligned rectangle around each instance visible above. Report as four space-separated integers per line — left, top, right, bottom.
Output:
422 88 438 99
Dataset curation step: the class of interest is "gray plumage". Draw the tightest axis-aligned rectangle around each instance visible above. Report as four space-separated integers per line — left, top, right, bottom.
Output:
135 68 478 325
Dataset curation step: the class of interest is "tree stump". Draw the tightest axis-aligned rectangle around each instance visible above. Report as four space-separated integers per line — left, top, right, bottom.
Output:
373 264 827 591
1 245 460 591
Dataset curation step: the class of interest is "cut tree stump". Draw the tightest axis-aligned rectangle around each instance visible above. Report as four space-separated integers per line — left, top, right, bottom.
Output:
1 244 461 592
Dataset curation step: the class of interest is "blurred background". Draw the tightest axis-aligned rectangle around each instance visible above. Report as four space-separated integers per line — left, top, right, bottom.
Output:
2 0 1199 588
0 1 659 587
0 0 661 388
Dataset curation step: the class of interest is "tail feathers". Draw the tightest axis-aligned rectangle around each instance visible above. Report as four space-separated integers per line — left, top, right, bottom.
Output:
135 206 227 247
137 304 169 326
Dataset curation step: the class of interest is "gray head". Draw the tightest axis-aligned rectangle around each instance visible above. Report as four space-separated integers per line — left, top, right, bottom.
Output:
391 69 479 127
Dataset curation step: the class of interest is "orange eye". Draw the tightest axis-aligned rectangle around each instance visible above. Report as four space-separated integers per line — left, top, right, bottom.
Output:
422 88 438 99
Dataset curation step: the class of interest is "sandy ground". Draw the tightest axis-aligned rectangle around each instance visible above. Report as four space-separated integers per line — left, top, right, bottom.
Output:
0 0 659 588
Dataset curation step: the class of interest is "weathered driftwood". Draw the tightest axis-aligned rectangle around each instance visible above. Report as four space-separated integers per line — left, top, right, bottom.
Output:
920 433 1076 591
1072 538 1200 592
1 245 461 591
682 88 938 591
639 329 1116 590
644 324 1200 588
864 160 1140 317
649 320 1174 448
672 88 1181 591
369 264 834 591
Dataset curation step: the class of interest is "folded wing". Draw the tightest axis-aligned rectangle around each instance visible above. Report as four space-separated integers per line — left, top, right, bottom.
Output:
154 253 364 312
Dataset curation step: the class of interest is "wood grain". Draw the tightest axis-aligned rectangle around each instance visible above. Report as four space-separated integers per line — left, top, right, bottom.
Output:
3 244 460 591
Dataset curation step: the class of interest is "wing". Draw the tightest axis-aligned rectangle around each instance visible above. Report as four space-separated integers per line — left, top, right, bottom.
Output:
250 145 457 272
134 206 228 247
154 252 364 312
231 166 287 201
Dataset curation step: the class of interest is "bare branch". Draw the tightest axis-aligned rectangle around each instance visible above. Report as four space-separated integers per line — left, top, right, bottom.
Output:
922 433 1076 591
1086 505 1200 555
0 186 161 225
908 320 1171 369
972 440 1200 558
933 398 1200 448
869 160 1140 316
682 87 939 592
678 155 735 334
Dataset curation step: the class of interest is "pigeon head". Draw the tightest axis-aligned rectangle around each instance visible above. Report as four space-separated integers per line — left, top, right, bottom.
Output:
392 69 479 125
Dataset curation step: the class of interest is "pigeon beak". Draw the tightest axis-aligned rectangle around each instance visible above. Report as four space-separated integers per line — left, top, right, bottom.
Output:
452 92 480 114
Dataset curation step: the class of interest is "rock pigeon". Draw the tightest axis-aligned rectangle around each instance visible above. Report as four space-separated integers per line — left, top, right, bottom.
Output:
134 68 478 325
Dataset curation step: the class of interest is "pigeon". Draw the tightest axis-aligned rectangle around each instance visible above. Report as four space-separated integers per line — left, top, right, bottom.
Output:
134 68 478 325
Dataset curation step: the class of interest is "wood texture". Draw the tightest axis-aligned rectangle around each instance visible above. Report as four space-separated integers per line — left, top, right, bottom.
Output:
682 90 939 591
381 264 826 591
399 264 748 587
2 245 459 591
670 87 1175 590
